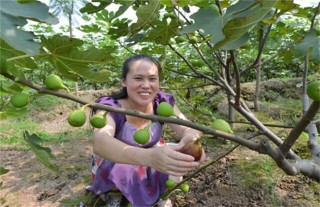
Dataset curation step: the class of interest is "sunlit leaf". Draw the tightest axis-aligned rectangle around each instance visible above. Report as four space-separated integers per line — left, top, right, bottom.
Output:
182 0 276 50
214 0 277 49
0 0 58 55
40 35 115 82
181 8 224 44
147 19 180 45
80 1 110 14
109 18 131 39
130 0 161 34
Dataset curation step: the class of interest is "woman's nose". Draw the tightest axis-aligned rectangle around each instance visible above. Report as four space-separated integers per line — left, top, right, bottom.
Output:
141 80 150 88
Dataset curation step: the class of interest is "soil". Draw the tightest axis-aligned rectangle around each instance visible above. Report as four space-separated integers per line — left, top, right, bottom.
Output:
1 86 319 207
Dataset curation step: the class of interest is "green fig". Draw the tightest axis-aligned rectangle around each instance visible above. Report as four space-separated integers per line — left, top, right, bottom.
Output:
208 4 219 14
90 112 107 128
133 129 150 145
133 122 152 145
67 109 86 127
180 183 190 193
189 36 197 44
190 59 205 67
211 119 233 134
10 93 29 108
180 139 203 161
157 102 175 117
175 36 187 44
44 74 70 93
307 80 320 101
165 179 175 188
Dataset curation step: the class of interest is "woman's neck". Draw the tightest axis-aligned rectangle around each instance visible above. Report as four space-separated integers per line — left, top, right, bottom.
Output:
120 99 153 129
125 99 153 114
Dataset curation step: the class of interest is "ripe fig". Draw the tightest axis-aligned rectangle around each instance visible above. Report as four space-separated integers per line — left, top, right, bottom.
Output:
67 109 86 127
211 119 233 134
157 102 175 117
180 139 203 161
10 93 29 108
90 112 107 128
307 80 320 101
44 74 70 93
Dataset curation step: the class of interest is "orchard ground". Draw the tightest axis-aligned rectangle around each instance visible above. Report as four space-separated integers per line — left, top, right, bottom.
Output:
1 78 319 207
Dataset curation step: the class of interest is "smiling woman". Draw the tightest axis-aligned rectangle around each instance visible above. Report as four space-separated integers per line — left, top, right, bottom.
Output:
84 54 205 207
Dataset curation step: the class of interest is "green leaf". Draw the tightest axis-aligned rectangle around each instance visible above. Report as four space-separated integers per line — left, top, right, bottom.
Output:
80 1 111 14
109 18 131 39
181 8 224 44
221 33 250 50
0 0 58 55
60 192 96 205
23 131 59 173
130 0 161 34
40 35 115 82
147 19 180 45
182 0 276 50
214 0 277 49
0 39 37 70
294 29 320 64
0 107 28 120
0 167 9 175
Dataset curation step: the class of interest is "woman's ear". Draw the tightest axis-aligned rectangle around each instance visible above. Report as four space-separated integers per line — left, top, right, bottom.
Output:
121 78 126 87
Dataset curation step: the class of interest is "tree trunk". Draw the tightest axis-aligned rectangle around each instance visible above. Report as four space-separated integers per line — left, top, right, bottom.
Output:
254 29 264 111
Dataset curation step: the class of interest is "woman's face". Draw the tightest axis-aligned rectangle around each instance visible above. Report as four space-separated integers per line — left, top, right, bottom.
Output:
121 59 160 108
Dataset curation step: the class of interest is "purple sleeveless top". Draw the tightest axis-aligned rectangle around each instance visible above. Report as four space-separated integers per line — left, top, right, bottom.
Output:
87 91 175 207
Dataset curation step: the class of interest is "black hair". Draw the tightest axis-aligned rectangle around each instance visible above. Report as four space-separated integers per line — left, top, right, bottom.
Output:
110 54 162 100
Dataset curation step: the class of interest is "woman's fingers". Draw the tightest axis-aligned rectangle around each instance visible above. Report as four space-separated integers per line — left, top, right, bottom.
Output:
167 145 195 161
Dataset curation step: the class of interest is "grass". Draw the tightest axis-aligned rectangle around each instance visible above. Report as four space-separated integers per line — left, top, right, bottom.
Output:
0 94 89 150
0 115 91 150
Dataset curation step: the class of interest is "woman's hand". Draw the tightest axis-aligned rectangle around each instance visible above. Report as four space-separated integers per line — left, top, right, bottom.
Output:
144 145 200 176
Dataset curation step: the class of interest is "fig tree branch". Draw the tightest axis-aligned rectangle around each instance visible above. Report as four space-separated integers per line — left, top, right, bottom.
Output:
280 100 320 157
2 73 257 148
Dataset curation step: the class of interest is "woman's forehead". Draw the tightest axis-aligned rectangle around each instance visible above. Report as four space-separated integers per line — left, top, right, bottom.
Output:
129 59 158 74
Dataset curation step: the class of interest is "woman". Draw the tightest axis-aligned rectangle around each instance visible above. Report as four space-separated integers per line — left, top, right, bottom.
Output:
86 54 204 207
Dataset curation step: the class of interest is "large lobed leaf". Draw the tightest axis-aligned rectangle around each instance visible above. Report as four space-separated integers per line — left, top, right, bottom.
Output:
0 39 38 70
294 29 320 65
130 0 161 34
147 18 180 45
40 35 114 82
0 0 58 55
181 0 276 50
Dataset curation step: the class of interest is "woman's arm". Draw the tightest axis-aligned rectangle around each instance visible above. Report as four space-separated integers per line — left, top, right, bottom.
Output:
93 111 199 176
168 105 203 145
